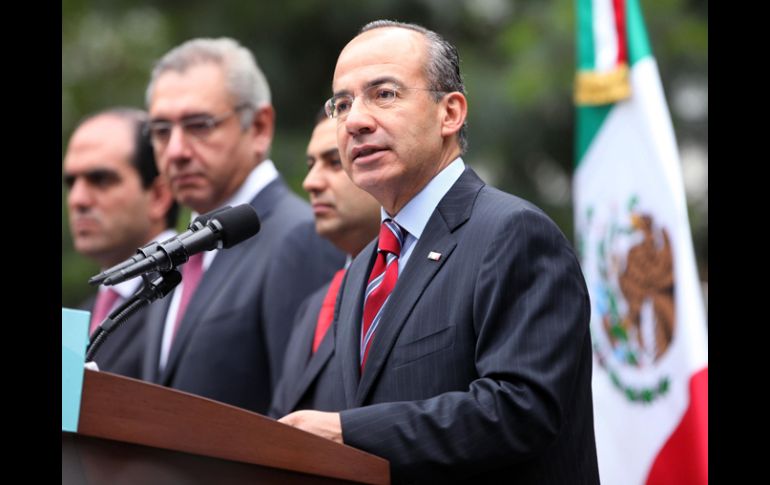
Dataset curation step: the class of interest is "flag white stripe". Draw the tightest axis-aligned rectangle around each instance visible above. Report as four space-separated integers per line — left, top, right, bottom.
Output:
592 0 619 71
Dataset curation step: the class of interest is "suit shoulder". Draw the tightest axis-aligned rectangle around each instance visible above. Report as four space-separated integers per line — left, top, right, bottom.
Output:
279 220 345 262
464 186 575 261
253 187 316 249
475 186 559 228
271 188 314 223
477 185 544 215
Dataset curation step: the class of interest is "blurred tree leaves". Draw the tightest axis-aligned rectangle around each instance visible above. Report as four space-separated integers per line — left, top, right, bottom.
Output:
62 0 707 306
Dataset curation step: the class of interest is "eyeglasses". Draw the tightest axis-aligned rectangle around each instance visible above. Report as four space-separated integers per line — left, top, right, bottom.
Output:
324 83 445 120
147 104 252 147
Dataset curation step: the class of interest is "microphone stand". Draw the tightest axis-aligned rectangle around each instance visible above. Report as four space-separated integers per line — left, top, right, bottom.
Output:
85 269 182 363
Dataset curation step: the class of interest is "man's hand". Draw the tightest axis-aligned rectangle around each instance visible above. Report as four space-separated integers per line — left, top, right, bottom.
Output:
278 410 343 444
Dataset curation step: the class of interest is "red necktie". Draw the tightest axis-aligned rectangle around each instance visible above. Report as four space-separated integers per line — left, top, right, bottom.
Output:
172 253 205 341
360 220 405 369
90 288 120 336
312 269 346 354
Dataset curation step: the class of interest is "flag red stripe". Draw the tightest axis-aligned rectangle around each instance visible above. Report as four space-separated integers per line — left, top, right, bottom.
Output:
646 367 708 485
612 0 628 65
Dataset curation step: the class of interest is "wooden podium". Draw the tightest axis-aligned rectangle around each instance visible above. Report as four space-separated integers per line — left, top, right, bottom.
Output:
62 370 389 484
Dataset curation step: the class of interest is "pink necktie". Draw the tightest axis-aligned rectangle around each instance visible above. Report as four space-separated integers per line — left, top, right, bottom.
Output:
90 288 121 336
360 220 405 369
172 253 205 342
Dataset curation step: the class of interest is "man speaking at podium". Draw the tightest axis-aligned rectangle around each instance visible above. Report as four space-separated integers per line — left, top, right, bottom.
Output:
280 21 600 484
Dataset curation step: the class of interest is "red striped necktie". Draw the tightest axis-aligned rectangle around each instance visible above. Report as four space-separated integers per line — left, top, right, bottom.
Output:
360 220 405 369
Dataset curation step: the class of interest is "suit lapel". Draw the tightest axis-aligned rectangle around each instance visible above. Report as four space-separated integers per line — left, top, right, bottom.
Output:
159 240 245 383
141 291 172 382
355 168 485 405
159 178 289 384
354 219 457 405
286 328 334 411
338 240 377 408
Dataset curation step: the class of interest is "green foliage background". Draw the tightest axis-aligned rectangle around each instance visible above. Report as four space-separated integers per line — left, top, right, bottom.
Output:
62 0 707 307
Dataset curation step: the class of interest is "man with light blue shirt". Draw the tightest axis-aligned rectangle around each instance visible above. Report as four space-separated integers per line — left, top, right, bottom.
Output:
280 21 599 484
141 37 343 414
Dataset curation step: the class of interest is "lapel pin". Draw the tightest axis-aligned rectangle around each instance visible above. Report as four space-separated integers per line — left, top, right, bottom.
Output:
427 251 442 261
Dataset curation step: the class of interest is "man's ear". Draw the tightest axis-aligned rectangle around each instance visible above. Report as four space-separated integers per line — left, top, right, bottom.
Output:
147 175 175 225
249 105 275 159
440 92 467 139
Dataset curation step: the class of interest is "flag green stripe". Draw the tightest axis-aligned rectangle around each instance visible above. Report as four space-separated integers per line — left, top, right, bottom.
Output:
576 104 611 165
576 0 595 70
576 0 654 165
626 0 652 65
574 0 601 166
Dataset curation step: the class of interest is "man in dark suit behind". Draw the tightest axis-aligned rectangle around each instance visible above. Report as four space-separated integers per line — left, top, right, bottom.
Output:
270 110 380 417
141 37 344 414
280 21 600 484
64 108 179 378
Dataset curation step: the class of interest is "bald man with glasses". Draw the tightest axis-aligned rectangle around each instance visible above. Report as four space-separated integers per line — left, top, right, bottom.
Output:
280 22 599 484
140 37 344 414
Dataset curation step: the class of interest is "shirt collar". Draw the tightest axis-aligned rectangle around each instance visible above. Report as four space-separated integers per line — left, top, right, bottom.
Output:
190 159 279 219
383 157 465 240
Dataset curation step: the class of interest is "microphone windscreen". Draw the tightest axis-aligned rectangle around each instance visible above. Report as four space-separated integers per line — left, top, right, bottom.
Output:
190 205 232 229
215 204 261 248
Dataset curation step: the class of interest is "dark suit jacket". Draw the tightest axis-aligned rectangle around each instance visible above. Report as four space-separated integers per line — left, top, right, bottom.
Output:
141 177 345 414
268 280 346 418
335 168 599 484
80 295 149 379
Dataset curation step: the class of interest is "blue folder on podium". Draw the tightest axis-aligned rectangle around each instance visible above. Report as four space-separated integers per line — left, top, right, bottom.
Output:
62 307 89 432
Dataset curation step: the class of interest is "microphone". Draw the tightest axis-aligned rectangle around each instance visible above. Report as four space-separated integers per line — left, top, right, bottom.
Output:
88 206 232 286
100 204 260 286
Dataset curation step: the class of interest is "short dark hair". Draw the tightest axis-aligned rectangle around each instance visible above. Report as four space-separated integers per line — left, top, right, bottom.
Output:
359 20 468 153
75 108 179 229
314 105 329 126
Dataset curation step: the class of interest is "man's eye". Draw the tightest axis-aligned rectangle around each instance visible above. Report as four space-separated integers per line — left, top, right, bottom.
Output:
87 172 119 188
65 171 120 189
335 99 351 114
149 124 172 140
184 119 213 136
373 87 397 101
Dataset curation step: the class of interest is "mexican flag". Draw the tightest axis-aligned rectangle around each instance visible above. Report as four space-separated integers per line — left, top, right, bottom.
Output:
572 0 708 484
